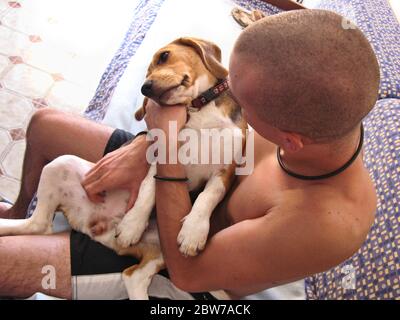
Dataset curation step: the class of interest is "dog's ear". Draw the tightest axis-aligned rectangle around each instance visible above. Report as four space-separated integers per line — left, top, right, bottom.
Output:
173 37 228 79
134 97 148 121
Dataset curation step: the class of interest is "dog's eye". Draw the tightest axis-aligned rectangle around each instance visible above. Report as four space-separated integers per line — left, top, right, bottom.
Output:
157 51 169 64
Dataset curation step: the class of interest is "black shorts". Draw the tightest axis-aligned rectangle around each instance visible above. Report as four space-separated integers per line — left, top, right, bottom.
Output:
70 129 217 300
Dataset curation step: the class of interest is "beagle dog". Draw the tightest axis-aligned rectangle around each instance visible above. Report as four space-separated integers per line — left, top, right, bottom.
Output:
0 37 247 299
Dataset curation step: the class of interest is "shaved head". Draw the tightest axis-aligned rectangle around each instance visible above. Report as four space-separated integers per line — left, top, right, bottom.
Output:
230 9 380 142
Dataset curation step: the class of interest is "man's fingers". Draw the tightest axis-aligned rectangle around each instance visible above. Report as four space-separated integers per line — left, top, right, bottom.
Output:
84 152 115 180
85 156 106 174
87 193 105 204
82 168 102 187
84 157 107 177
82 177 109 203
160 103 186 108
84 185 105 203
82 156 113 186
84 165 98 179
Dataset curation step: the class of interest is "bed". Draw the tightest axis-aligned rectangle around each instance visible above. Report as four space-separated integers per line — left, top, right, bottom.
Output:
26 0 400 300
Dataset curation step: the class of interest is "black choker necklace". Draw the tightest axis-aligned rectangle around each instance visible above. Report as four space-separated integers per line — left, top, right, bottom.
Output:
277 124 364 181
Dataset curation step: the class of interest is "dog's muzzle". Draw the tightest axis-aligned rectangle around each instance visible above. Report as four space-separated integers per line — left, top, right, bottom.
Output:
141 80 153 97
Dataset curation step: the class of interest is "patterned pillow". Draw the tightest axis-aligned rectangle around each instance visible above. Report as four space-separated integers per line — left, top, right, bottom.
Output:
305 98 400 299
313 0 400 99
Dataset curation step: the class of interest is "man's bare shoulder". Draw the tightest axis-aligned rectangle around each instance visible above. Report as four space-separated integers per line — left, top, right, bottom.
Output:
269 184 376 262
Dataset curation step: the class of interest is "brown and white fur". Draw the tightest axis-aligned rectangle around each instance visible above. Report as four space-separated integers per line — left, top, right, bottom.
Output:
0 37 247 300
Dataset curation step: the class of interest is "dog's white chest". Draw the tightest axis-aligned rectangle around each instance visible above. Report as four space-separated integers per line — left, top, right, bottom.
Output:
180 102 243 191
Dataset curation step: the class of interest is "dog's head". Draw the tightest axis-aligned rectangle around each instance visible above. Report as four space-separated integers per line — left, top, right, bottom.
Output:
135 37 228 120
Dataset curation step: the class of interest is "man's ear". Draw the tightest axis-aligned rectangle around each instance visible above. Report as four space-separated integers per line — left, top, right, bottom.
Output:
135 97 148 121
173 37 228 79
280 131 305 153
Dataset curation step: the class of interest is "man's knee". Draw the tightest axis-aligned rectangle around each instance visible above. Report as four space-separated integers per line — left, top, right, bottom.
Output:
28 108 60 129
27 108 63 139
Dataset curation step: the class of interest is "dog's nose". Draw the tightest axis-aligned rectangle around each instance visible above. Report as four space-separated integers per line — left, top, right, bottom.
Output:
141 80 153 97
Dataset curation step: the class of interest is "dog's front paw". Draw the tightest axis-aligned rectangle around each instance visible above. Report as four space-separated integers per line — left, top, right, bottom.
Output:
177 215 210 257
115 216 148 248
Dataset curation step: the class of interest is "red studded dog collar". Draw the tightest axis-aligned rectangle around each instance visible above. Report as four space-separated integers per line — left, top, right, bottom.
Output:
190 78 229 109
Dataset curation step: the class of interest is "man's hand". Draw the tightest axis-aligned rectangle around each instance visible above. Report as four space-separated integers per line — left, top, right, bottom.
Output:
81 135 150 212
144 100 187 133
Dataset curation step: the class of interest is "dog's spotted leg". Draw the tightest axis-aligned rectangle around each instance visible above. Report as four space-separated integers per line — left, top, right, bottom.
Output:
0 158 68 236
177 174 227 256
121 243 165 300
116 164 156 248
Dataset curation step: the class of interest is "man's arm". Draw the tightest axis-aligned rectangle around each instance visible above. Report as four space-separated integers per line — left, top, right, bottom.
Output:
156 168 361 295
144 101 357 296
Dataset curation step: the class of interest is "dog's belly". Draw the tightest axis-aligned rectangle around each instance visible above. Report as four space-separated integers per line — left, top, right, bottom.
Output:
63 189 129 237
60 181 159 254
43 156 130 248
